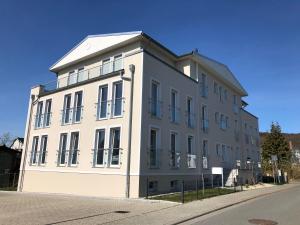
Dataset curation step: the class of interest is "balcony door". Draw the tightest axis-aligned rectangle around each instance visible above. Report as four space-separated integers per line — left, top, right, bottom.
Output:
63 94 72 124
94 129 105 166
110 127 120 166
74 91 83 122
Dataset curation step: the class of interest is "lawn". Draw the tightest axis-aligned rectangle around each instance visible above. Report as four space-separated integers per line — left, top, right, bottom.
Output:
149 188 237 203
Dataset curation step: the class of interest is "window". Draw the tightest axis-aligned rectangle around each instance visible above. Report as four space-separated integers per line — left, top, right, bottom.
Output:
58 133 68 166
150 81 160 118
77 67 85 82
214 82 218 94
203 140 208 169
216 144 221 157
222 144 226 161
149 128 159 168
30 136 39 165
35 101 43 128
220 114 226 130
202 140 208 157
219 86 223 102
170 132 179 168
170 180 178 191
39 135 48 165
44 99 52 127
68 71 77 85
94 129 105 166
97 85 108 119
187 97 194 128
110 127 121 166
113 82 123 117
102 58 111 74
225 116 229 129
148 181 158 193
224 89 227 100
187 135 196 168
74 91 83 123
69 132 79 166
215 112 219 124
63 94 72 124
170 90 179 123
200 74 208 97
113 55 123 71
202 105 209 132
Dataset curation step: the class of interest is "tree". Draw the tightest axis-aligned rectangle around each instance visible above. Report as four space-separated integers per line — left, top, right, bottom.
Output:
0 132 14 146
261 122 291 174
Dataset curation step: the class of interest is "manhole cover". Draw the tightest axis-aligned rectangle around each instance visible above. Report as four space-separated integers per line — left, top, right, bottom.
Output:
114 210 130 214
248 219 278 225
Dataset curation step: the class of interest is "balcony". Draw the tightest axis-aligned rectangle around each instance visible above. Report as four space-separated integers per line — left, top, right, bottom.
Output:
34 113 52 129
149 98 163 119
186 111 195 128
169 151 180 168
57 149 80 166
187 154 196 168
95 98 125 120
42 58 124 93
169 105 180 124
61 106 83 125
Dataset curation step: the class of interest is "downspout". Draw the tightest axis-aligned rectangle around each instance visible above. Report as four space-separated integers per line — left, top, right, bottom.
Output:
18 94 39 191
124 64 135 198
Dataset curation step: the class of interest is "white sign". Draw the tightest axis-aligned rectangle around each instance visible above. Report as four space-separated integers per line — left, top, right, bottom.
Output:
212 167 223 175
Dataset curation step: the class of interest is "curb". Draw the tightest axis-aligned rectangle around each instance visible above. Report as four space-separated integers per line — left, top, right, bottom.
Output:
170 184 296 225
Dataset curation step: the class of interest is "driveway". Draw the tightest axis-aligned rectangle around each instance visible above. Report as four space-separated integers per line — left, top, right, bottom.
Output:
0 191 177 225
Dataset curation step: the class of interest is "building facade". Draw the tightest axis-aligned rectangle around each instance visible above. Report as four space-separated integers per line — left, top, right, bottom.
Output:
18 31 260 198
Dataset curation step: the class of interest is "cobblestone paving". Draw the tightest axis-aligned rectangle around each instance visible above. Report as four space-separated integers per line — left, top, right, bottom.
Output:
0 192 177 225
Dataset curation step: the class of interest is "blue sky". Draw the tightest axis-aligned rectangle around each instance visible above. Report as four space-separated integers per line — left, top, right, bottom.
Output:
0 0 299 137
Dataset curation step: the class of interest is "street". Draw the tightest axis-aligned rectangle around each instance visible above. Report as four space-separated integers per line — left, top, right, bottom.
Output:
183 185 300 225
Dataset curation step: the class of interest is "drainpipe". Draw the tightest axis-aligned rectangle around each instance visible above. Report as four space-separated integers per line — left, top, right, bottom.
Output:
123 64 135 198
18 94 39 191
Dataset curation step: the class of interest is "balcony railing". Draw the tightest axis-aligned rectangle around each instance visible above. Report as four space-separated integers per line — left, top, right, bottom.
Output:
29 151 48 166
95 98 125 120
92 148 123 167
148 98 163 119
169 151 180 168
169 105 180 123
186 111 195 128
187 154 197 168
57 149 80 166
42 58 124 93
34 113 52 129
61 106 83 125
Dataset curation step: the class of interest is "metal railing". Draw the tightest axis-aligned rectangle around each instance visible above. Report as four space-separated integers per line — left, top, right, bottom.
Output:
169 151 180 168
169 105 180 123
43 58 124 92
148 98 163 118
29 151 48 166
57 149 80 166
61 106 83 125
34 113 52 129
92 148 123 167
95 98 125 119
187 154 197 168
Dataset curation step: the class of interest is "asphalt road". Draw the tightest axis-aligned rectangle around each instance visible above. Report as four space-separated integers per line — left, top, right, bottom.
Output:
183 185 300 225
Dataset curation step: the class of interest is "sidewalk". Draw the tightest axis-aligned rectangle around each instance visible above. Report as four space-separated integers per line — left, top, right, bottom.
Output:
106 182 299 225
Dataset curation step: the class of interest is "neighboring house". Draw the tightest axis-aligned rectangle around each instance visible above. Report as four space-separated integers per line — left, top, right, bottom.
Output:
18 31 260 198
0 145 21 188
10 137 24 152
289 141 300 165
